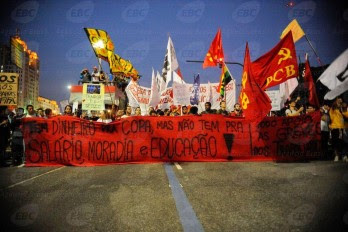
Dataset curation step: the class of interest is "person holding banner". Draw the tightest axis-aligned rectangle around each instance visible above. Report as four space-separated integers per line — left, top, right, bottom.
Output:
230 103 243 117
135 107 142 116
97 110 112 123
216 101 229 116
64 105 73 116
91 66 100 83
285 99 304 117
201 102 216 115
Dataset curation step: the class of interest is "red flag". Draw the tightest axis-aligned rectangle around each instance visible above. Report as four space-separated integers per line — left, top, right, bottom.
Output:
239 43 272 123
303 55 320 108
203 28 224 69
252 31 298 89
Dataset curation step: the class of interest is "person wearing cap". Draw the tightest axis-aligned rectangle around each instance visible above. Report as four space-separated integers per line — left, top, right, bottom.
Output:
91 66 100 83
80 68 91 83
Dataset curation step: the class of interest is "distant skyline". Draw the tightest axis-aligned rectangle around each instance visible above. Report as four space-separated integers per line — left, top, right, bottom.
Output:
1 0 347 102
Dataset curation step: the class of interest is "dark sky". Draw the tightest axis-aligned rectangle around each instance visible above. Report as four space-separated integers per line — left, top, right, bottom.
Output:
1 0 347 102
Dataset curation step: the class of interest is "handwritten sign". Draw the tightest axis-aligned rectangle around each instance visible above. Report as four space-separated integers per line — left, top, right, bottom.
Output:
82 83 105 111
0 73 18 106
22 112 322 166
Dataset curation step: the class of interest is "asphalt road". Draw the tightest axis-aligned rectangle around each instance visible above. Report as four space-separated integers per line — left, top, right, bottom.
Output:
1 161 348 232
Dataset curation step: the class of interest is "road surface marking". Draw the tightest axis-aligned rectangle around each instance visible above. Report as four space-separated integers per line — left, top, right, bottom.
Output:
164 163 204 232
4 167 65 189
174 162 182 170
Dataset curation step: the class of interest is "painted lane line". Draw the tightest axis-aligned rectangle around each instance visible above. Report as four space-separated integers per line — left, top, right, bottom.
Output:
4 167 65 189
164 163 204 232
174 162 182 170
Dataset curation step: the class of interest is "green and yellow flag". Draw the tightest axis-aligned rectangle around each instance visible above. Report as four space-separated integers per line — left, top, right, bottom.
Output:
217 63 232 97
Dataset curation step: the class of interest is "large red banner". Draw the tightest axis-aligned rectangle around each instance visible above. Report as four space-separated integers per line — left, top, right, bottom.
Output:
22 112 322 166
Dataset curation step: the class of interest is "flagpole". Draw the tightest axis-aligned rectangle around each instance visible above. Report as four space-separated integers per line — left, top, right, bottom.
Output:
304 35 323 66
95 56 115 109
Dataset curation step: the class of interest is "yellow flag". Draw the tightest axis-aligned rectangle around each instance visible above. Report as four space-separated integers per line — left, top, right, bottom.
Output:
84 28 115 61
280 19 305 43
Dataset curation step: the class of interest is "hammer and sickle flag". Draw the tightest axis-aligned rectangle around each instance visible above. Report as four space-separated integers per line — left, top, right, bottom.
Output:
239 43 271 124
203 28 225 69
252 31 298 90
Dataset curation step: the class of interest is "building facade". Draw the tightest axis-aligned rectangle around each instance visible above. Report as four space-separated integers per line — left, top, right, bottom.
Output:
0 36 40 109
37 96 60 115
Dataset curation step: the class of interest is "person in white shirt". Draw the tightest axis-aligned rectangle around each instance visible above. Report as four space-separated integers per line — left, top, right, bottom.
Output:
97 110 112 123
91 66 100 83
285 98 304 117
121 106 132 118
25 105 37 118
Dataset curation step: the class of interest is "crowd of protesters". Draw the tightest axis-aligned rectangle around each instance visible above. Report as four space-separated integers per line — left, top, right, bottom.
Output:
1 95 347 166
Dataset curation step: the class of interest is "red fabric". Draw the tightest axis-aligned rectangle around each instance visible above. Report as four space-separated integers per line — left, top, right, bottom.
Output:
203 28 224 69
22 112 322 166
239 43 272 124
252 31 298 89
304 59 320 108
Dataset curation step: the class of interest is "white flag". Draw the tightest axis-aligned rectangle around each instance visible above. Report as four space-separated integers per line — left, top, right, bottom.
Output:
318 48 348 90
149 68 161 107
279 77 298 107
162 36 184 87
156 71 166 93
324 80 348 100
